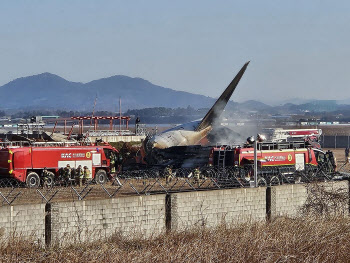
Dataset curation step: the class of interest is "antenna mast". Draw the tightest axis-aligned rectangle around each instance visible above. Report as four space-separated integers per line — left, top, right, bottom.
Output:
119 97 122 132
84 95 97 143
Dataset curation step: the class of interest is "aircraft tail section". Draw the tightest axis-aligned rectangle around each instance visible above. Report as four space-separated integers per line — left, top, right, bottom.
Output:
196 61 250 131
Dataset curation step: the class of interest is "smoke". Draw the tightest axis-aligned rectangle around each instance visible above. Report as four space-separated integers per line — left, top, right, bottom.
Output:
181 157 204 168
207 126 243 145
207 108 265 145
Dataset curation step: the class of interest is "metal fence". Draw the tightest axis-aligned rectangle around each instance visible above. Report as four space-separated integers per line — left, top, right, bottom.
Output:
321 135 350 148
0 166 347 207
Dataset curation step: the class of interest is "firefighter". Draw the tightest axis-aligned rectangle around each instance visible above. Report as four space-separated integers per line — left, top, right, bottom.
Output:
83 166 92 184
110 152 116 173
76 165 83 187
193 166 201 186
58 167 65 181
64 164 72 182
41 167 50 188
345 148 349 162
164 165 173 184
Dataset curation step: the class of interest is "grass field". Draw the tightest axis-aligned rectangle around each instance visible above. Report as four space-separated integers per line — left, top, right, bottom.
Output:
1 215 350 262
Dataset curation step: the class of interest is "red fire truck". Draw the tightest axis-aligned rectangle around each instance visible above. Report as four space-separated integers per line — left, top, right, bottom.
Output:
209 141 336 183
0 143 119 187
271 128 322 142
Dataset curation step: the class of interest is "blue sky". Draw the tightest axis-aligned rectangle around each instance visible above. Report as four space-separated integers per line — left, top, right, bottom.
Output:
0 0 349 104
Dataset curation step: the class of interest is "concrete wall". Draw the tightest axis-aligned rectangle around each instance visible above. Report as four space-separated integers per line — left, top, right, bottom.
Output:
0 203 45 243
272 184 308 217
270 181 349 217
0 181 348 246
51 194 165 245
171 188 267 230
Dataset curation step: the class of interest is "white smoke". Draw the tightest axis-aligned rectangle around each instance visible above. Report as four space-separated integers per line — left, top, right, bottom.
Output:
208 108 265 145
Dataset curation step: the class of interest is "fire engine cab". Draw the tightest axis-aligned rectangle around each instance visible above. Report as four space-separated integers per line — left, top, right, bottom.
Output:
0 143 119 187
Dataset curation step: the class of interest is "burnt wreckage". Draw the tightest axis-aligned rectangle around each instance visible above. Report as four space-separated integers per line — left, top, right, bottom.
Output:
138 61 339 183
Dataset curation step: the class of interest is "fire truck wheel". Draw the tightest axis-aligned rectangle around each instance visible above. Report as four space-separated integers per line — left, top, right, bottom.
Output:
26 172 40 188
95 169 108 184
45 172 55 187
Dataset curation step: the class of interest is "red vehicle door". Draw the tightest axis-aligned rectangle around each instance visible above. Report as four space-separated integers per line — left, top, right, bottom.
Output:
13 150 32 180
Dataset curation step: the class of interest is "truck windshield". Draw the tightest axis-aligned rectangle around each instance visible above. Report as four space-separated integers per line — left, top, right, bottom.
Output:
103 149 112 159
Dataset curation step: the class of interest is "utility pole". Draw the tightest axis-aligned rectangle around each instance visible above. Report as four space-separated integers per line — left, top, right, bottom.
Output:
91 95 97 126
119 97 122 132
254 139 258 187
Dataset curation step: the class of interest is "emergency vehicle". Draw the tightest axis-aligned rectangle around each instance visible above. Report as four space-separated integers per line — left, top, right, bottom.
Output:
209 141 336 183
270 128 322 142
0 143 119 187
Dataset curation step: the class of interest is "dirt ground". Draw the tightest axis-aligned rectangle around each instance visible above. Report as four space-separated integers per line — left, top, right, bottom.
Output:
326 148 346 161
325 148 350 172
0 176 215 206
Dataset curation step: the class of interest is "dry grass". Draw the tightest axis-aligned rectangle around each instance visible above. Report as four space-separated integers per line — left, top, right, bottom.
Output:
1 215 350 263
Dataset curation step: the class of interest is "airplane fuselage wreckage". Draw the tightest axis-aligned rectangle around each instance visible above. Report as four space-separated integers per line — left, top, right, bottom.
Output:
145 62 249 149
143 62 250 165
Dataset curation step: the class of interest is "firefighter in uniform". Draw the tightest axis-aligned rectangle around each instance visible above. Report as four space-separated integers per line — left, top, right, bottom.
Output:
64 164 72 182
83 166 92 184
110 152 116 173
164 165 173 184
193 166 201 186
345 148 349 162
42 167 50 188
76 165 83 187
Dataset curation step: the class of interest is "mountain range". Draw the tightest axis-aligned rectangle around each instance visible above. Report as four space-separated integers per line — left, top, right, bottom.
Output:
0 73 216 111
0 73 349 113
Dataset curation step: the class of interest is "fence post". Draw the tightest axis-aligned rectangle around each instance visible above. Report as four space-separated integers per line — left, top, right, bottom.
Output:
266 187 271 222
254 140 258 187
165 194 172 232
45 203 52 247
335 134 337 149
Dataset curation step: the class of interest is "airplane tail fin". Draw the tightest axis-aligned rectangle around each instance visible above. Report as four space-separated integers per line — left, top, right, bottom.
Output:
196 61 250 131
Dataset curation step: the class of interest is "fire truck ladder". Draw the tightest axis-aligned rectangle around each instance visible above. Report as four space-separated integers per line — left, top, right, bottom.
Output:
217 146 227 168
0 141 82 148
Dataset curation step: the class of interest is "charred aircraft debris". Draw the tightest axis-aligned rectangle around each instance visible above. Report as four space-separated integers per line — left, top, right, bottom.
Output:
144 62 250 166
